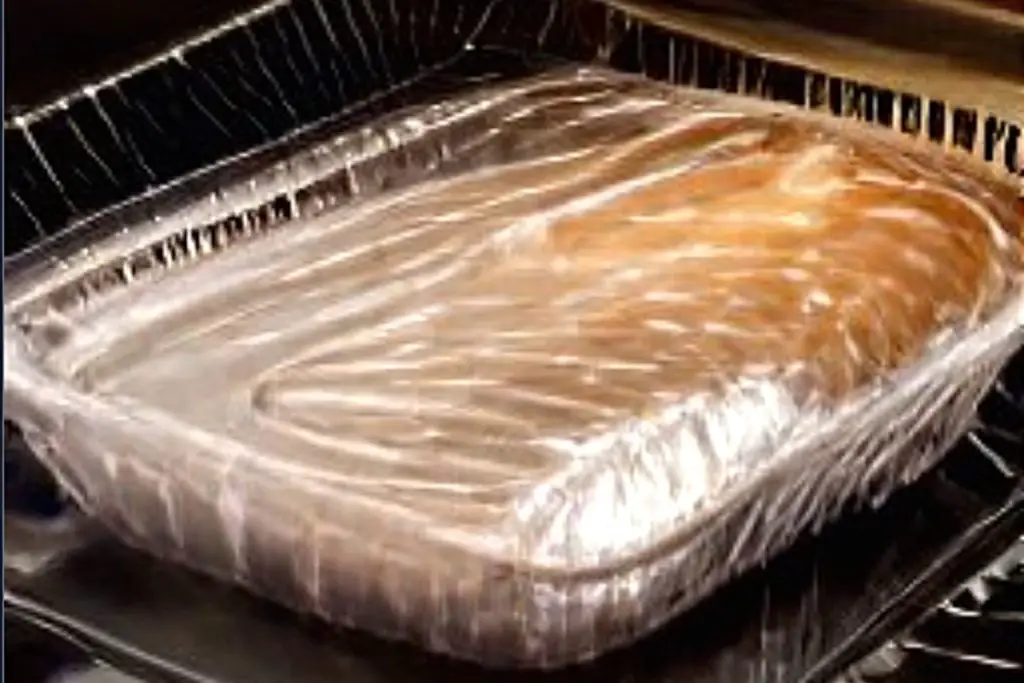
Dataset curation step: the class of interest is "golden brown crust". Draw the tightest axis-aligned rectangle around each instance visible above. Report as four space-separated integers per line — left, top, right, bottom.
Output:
468 114 1018 403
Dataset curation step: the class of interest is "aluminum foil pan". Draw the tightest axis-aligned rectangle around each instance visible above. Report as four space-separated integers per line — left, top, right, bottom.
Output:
6 62 1023 667
6 363 1023 683
5 0 1024 674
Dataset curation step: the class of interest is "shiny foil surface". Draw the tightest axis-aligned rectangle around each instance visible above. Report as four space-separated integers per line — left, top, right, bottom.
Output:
4 68 1023 667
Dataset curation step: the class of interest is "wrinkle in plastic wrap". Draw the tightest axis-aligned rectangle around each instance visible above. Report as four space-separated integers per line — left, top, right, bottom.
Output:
4 68 1024 668
3 0 593 249
8 0 1023 255
5 379 1024 683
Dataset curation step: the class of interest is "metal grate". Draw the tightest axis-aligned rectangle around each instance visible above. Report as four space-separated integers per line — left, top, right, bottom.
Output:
840 536 1024 682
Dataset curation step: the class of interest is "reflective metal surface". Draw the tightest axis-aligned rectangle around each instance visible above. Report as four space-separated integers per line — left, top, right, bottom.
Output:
6 347 1023 681
6 62 1022 666
4 0 1022 680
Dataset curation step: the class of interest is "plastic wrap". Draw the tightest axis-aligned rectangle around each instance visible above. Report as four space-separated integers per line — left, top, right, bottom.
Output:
6 375 1024 683
4 66 1024 668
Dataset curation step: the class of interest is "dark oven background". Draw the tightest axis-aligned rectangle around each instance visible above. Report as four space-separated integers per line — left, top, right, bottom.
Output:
6 0 263 110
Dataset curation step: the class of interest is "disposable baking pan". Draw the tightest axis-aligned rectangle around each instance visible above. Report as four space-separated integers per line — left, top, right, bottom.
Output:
5 0 1024 675
5 366 1023 683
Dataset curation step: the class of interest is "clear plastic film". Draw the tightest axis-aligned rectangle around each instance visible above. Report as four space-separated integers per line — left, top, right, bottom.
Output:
4 67 1024 668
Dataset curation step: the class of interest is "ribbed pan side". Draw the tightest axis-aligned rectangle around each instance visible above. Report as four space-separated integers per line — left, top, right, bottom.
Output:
4 352 1022 682
4 1 1022 681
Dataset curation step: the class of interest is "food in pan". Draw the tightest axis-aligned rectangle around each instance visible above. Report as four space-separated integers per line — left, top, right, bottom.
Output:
4 67 1022 667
